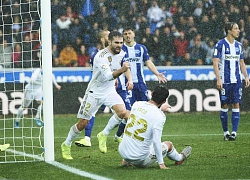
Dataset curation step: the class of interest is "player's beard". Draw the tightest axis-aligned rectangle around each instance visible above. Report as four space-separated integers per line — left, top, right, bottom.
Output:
111 47 121 54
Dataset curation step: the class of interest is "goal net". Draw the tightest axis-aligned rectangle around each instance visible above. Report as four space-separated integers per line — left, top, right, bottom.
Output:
0 0 52 163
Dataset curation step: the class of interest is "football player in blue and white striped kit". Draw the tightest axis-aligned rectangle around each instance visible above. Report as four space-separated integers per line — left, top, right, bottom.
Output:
213 22 250 141
114 27 167 142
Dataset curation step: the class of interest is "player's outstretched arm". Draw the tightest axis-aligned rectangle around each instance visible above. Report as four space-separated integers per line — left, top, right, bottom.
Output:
145 60 167 83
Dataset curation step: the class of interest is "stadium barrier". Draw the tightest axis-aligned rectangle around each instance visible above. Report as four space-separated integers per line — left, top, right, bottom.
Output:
1 66 250 114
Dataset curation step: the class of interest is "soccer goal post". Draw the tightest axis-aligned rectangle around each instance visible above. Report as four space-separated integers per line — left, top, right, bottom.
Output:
41 0 54 162
0 0 54 163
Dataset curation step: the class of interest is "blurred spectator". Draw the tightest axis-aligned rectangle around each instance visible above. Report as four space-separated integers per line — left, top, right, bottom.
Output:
159 26 174 66
0 39 13 68
181 0 195 17
203 0 214 15
66 5 78 21
12 43 22 68
51 0 65 23
187 34 207 65
197 15 213 40
173 31 188 65
140 27 154 59
169 1 178 16
228 4 241 23
77 44 90 67
58 44 78 67
72 36 85 55
242 38 250 65
2 0 250 68
150 29 161 65
22 35 32 68
245 16 250 41
179 52 193 66
56 12 72 49
69 18 85 44
205 39 215 65
193 0 203 20
186 16 198 41
171 25 180 38
147 0 163 34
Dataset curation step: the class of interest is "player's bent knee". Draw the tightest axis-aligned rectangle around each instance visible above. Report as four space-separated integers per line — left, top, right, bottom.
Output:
163 141 173 152
77 119 89 131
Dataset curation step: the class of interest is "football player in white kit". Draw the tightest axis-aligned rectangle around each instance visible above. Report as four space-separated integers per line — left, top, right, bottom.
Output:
15 68 61 128
119 85 192 169
61 31 133 159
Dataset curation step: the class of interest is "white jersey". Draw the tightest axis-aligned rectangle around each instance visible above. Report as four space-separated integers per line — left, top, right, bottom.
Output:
119 101 166 163
25 68 59 91
25 68 42 91
86 48 126 98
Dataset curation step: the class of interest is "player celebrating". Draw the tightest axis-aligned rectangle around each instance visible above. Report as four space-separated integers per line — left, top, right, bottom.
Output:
119 85 192 169
15 68 61 128
74 30 110 147
213 22 250 141
61 31 133 159
114 27 167 143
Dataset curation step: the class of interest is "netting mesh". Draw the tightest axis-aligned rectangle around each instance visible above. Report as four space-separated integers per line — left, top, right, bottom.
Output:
0 0 44 163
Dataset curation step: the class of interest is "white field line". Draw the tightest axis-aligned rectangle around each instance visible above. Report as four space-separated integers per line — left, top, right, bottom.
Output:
52 132 250 139
6 149 113 180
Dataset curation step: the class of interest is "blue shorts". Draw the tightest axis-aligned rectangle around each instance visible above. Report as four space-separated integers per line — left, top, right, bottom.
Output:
117 90 132 111
220 83 242 105
130 83 149 105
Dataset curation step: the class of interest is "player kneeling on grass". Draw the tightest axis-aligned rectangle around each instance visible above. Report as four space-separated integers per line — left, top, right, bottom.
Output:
118 85 192 169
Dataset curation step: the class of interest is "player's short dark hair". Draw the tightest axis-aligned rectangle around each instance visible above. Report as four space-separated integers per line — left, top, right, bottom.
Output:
122 27 135 33
151 85 169 105
225 22 237 34
108 31 122 41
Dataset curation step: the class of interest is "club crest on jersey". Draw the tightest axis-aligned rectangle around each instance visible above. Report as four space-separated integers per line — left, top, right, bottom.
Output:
108 56 112 63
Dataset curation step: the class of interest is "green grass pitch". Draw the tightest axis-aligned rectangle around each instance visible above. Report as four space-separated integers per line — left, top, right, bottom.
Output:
1 112 250 180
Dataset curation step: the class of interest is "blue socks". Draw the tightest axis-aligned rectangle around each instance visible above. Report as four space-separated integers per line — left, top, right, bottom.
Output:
220 109 228 132
85 116 95 137
220 108 240 134
116 122 126 137
232 109 240 132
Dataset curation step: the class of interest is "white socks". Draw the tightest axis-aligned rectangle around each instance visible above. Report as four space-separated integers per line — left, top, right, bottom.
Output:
35 105 42 119
65 124 81 146
103 114 122 136
167 147 183 162
16 106 24 122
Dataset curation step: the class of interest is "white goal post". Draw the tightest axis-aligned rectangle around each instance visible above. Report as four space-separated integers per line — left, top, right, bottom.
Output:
41 0 54 162
0 0 54 163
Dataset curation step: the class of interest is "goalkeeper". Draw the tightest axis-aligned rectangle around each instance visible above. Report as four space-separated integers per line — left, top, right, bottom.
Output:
15 68 61 128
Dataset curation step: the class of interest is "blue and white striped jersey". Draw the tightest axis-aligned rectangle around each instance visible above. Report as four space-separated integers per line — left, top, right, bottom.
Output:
213 38 244 84
116 43 150 91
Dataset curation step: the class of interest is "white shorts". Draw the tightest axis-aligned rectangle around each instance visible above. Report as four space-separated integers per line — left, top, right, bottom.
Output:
23 88 42 108
77 91 124 120
123 142 168 168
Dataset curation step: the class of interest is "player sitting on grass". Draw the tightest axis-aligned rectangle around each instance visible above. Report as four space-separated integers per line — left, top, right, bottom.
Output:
118 85 192 169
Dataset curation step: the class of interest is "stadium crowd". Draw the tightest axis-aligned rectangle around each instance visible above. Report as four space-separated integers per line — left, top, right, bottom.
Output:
1 0 250 68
